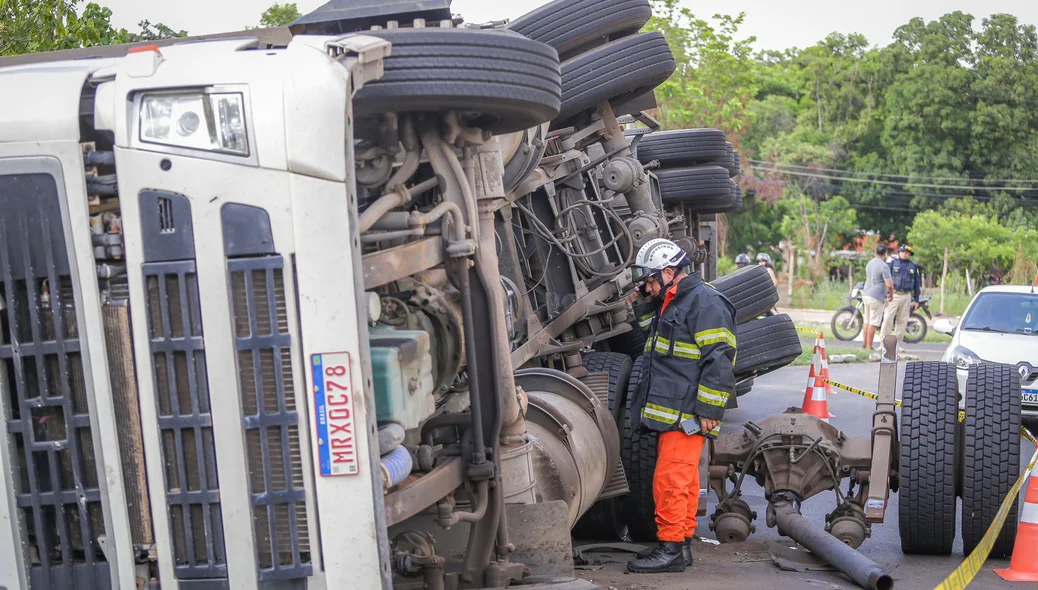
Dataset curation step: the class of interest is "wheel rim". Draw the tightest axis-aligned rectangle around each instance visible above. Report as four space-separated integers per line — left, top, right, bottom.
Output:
832 310 862 340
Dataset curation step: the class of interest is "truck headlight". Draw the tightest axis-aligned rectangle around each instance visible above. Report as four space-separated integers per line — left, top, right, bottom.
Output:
950 345 982 370
139 91 248 156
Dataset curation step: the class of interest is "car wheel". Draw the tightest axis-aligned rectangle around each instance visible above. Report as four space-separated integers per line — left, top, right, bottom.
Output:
354 28 562 135
899 361 958 554
961 363 1021 557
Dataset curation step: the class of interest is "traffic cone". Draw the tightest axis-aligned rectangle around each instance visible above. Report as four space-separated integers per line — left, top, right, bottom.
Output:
801 373 834 422
817 333 836 396
996 461 1038 581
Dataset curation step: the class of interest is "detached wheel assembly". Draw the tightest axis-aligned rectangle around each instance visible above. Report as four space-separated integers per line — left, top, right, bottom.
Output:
962 363 1021 557
508 0 652 60
354 28 562 134
899 361 958 555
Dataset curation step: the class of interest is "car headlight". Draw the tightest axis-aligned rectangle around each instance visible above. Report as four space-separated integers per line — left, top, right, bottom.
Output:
139 91 248 156
950 345 982 370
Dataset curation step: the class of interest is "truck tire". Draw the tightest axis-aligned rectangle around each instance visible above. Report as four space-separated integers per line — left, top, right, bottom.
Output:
621 356 660 541
735 378 753 397
636 129 729 168
656 166 730 200
507 0 652 60
711 265 780 325
733 314 801 380
731 151 742 177
572 352 634 540
962 363 1021 557
557 32 675 123
354 28 562 135
680 182 742 215
899 361 958 555
608 324 647 360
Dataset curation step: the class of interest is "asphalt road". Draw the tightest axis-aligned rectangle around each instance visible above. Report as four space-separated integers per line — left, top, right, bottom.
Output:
575 358 1034 590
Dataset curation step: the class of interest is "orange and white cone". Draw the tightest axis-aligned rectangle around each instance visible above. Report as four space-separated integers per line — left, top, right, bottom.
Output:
996 461 1038 581
801 373 834 422
817 333 836 395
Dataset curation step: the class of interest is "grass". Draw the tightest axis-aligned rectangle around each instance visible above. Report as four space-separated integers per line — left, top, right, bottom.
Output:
794 320 953 345
791 342 873 366
791 279 973 318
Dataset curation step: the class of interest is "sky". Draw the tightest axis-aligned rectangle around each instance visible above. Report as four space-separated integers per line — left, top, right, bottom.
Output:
100 0 1038 52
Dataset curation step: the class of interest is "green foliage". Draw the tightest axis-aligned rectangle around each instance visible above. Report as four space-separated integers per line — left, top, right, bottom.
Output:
907 209 1037 279
645 0 758 138
778 193 857 282
258 2 301 28
0 0 185 56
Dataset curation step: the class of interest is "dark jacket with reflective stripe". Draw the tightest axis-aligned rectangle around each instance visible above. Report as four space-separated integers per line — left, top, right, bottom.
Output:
631 273 738 436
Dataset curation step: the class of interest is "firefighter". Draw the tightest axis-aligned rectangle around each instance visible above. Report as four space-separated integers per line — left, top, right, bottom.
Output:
881 244 922 342
626 239 738 574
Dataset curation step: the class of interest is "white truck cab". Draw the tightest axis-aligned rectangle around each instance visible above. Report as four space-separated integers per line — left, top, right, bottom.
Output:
0 35 398 590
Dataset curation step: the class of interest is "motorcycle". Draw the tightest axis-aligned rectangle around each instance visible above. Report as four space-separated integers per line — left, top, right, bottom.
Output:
830 282 932 344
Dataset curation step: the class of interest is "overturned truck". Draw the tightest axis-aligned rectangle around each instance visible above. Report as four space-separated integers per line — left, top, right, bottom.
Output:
12 0 999 589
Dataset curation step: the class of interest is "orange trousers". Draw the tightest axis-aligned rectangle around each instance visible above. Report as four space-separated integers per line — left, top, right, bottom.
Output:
653 430 705 542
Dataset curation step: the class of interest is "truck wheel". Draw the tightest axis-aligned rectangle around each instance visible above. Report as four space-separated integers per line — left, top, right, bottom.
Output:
962 363 1021 557
573 352 634 540
656 166 730 199
621 356 660 541
730 149 741 177
507 0 651 60
608 324 648 359
899 361 958 555
557 32 675 123
711 265 780 325
636 129 729 168
733 314 802 381
354 28 562 135
735 378 753 397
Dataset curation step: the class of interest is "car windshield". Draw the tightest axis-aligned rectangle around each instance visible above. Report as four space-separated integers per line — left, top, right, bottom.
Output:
961 292 1038 334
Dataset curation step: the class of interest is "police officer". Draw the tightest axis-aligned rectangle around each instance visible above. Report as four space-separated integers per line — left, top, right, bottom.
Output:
881 245 922 342
626 239 737 574
735 253 751 269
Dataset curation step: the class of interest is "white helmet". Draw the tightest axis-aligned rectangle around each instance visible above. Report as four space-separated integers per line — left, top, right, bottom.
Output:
632 238 690 283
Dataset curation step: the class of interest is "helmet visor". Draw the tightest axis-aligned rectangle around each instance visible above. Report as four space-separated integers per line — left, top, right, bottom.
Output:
632 265 651 284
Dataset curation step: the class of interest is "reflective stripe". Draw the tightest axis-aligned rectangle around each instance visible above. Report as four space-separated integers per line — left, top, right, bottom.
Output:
654 336 701 359
695 328 737 348
644 339 653 353
639 317 653 329
705 422 721 437
643 403 680 424
1022 502 1038 525
697 384 729 407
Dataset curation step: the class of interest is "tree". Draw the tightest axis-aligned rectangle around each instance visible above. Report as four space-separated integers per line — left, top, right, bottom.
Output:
0 0 185 56
258 2 302 28
644 1 758 140
907 210 1029 280
778 193 858 282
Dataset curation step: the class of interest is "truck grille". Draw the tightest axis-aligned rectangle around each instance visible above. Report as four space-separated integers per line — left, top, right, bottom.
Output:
229 258 312 581
143 262 227 581
1 174 110 588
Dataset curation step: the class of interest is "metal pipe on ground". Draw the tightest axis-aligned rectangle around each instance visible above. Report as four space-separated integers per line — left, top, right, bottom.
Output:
771 497 892 590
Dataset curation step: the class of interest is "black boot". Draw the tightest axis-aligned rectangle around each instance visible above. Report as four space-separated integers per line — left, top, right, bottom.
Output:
626 541 686 573
635 538 693 566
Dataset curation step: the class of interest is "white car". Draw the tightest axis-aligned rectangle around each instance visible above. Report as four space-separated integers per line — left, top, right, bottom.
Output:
934 285 1038 427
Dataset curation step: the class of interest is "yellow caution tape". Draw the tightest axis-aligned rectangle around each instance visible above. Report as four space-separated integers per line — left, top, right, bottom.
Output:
822 378 902 407
958 410 965 423
934 436 1038 590
796 326 824 336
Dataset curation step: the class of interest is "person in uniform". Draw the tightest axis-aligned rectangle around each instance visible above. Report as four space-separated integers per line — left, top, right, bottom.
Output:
881 245 922 342
625 239 738 574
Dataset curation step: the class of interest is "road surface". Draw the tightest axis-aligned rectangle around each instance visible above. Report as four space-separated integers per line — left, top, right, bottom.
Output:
574 360 1033 590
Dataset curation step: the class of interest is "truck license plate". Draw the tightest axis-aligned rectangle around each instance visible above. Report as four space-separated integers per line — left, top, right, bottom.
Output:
1023 389 1038 405
312 352 359 477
